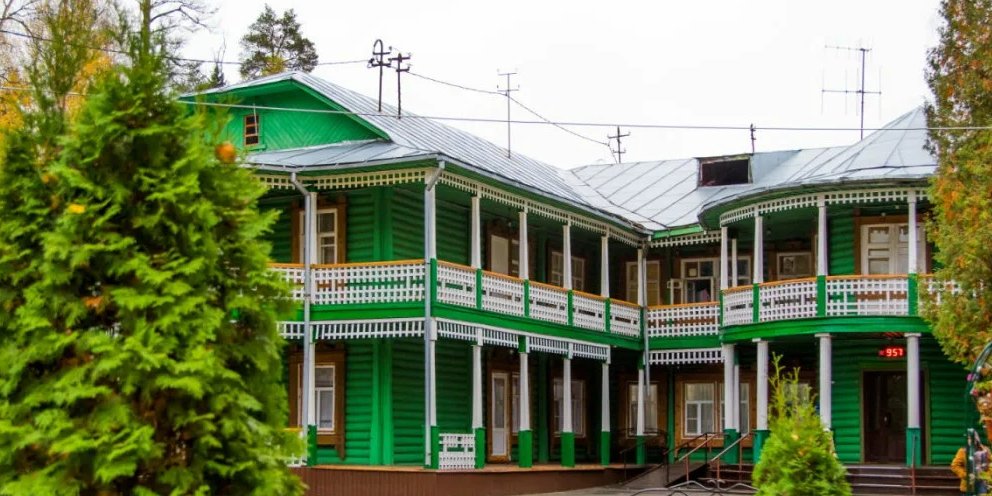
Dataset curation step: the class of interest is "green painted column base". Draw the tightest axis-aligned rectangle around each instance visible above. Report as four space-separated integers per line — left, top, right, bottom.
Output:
753 429 770 463
906 427 922 467
722 429 740 464
600 431 611 466
307 425 318 466
635 435 646 465
561 432 576 467
429 425 440 469
474 427 486 469
518 430 533 467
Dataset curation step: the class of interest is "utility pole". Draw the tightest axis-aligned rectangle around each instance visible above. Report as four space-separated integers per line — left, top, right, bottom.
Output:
607 126 629 164
389 51 411 118
367 39 392 112
497 70 518 158
750 123 756 154
823 45 882 139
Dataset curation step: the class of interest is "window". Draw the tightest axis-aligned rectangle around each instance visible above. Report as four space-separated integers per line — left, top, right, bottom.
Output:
682 258 717 303
626 260 661 305
719 383 751 434
551 250 585 290
244 114 260 146
488 233 534 278
298 208 339 264
627 382 659 435
860 223 926 274
726 256 752 287
289 350 345 449
698 156 750 186
553 378 585 437
777 252 812 279
684 383 715 436
315 366 335 431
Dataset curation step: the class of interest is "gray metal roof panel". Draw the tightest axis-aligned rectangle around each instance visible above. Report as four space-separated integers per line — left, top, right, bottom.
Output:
246 140 432 168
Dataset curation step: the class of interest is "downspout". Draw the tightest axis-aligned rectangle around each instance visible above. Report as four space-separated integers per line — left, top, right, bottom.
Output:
424 161 445 468
290 172 315 461
641 237 650 398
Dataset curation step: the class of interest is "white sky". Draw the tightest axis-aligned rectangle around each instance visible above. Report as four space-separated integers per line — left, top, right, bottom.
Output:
184 0 942 169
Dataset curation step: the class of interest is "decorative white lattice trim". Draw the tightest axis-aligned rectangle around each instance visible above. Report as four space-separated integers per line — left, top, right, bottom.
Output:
650 347 724 365
434 317 610 360
438 433 476 470
438 171 643 246
529 336 570 356
310 318 424 340
572 342 610 361
257 174 294 190
436 319 479 342
720 187 930 226
255 168 429 191
279 321 305 339
650 230 722 248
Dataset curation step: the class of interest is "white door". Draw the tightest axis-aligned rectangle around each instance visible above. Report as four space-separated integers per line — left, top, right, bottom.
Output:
491 372 510 459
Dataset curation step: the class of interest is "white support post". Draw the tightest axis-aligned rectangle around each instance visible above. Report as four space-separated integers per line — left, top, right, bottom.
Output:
424 182 438 466
600 235 610 298
518 209 529 279
635 367 645 436
563 358 573 434
907 333 921 430
753 215 764 284
733 364 741 431
563 223 573 290
755 339 769 431
601 361 610 433
731 238 739 286
303 191 317 428
720 226 729 290
470 195 481 269
520 351 530 432
722 343 735 431
817 333 832 430
817 196 828 276
472 343 483 430
908 192 918 275
636 247 645 306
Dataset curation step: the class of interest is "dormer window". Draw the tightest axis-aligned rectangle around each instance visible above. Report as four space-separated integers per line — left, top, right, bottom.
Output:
244 114 260 146
698 156 750 186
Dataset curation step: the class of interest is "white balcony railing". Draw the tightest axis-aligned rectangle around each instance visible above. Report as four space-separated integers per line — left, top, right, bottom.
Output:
647 301 719 338
760 278 818 322
529 281 569 325
825 275 908 317
438 433 476 470
572 291 606 332
610 300 642 337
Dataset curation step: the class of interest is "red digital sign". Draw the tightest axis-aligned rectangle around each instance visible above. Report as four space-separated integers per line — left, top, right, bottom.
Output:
879 346 906 358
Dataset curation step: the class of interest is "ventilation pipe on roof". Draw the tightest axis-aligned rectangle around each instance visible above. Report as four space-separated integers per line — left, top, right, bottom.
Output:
290 172 315 452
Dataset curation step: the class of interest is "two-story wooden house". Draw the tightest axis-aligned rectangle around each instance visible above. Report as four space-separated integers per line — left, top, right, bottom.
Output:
188 72 961 492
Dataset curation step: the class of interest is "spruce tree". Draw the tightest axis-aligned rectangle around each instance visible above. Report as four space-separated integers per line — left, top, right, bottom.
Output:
752 356 851 496
924 0 992 366
0 1 303 494
238 4 317 79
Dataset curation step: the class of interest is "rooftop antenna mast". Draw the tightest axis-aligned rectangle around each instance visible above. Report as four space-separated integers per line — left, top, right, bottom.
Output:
389 50 411 119
368 39 392 112
497 70 518 158
749 123 756 153
607 126 629 164
822 44 882 139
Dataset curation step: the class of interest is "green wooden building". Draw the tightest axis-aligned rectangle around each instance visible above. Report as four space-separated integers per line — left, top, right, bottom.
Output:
190 72 963 472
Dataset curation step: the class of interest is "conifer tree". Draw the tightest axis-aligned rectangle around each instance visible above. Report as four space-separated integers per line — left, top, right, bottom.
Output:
0 0 303 494
752 356 851 496
238 4 317 79
924 0 992 366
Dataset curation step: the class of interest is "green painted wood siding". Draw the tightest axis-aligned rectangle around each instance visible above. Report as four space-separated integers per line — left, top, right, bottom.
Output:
260 197 294 263
392 188 424 261
924 338 968 465
392 339 425 465
347 190 377 263
436 340 472 432
225 89 379 152
344 341 375 464
829 207 856 275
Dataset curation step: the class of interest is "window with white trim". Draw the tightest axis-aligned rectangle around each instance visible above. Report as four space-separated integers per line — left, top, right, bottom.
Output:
626 260 661 306
298 208 338 264
860 223 926 275
488 234 534 278
727 256 752 287
553 378 585 437
682 258 717 303
626 382 659 435
719 382 751 434
315 365 336 431
550 250 585 291
684 383 715 436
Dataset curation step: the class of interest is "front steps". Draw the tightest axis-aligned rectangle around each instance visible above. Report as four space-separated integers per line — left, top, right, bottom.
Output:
698 464 959 495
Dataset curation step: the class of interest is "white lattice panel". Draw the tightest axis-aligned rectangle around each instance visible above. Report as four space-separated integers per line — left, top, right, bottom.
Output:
922 276 961 306
279 321 306 339
722 287 754 326
572 293 606 331
312 319 424 340
529 284 569 325
720 188 930 226
529 336 570 355
482 327 518 348
438 433 476 470
436 262 477 308
650 347 724 365
480 273 526 317
825 276 909 317
311 262 425 305
647 302 719 338
759 279 818 322
610 301 641 337
256 174 295 190
436 319 479 342
572 342 609 361
310 169 427 190
270 264 306 301
650 230 722 248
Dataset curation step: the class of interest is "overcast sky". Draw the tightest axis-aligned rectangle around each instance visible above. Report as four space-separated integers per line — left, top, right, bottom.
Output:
183 0 942 169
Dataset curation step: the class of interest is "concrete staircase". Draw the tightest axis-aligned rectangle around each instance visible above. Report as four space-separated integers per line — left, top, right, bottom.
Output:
699 464 960 495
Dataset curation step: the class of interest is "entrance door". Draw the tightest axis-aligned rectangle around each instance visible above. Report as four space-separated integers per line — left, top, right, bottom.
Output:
863 371 908 463
490 372 510 460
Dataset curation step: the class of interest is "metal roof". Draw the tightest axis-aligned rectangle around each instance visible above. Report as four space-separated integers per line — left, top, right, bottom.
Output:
246 140 434 169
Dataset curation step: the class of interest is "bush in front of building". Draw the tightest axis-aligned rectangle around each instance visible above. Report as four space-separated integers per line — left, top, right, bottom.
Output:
753 355 851 496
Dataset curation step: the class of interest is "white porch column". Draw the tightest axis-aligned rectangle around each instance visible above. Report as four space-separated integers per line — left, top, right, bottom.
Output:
817 333 832 430
518 209 529 278
731 238 739 286
907 333 921 430
563 358 573 433
600 235 610 298
908 191 918 275
753 215 764 284
601 361 610 432
302 191 317 428
563 222 573 289
472 342 483 430
520 351 531 432
635 366 645 436
755 339 769 431
733 363 741 431
424 182 438 466
722 343 735 431
636 247 645 306
720 226 729 290
817 196 828 276
470 195 481 269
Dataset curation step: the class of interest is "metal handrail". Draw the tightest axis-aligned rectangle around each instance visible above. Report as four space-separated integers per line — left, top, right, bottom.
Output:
620 430 669 482
709 432 752 485
667 432 720 487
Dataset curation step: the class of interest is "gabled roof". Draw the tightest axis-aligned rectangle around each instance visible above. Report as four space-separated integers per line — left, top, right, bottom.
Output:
246 140 435 169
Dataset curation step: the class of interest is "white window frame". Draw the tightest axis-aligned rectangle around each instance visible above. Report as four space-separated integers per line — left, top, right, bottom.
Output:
860 223 926 275
725 255 752 288
298 207 338 264
299 364 337 434
626 260 662 306
684 382 716 437
681 257 718 303
719 382 751 435
776 252 812 279
626 382 660 435
553 378 586 438
551 250 585 290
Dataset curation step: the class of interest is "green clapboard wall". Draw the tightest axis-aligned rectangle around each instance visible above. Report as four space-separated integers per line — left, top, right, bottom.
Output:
829 207 856 276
